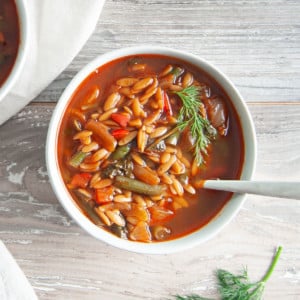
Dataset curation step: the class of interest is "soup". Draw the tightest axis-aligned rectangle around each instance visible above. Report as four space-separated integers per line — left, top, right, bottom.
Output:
0 0 20 87
57 54 244 242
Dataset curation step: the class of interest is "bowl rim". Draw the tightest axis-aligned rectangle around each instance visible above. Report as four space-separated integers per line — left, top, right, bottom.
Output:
46 46 257 254
0 0 29 102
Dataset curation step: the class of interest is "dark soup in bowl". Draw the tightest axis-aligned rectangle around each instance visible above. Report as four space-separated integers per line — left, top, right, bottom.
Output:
0 0 20 87
57 54 244 242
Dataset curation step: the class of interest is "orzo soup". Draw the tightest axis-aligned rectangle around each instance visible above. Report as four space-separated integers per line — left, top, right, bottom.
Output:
57 54 244 242
0 0 20 87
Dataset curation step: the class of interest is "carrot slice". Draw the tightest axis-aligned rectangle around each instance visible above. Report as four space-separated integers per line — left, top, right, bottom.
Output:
70 173 92 188
129 221 151 242
149 206 174 225
86 119 117 152
95 186 114 204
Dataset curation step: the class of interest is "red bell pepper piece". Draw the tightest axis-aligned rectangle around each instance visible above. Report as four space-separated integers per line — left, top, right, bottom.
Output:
95 186 114 204
163 91 173 116
148 206 174 225
111 113 130 128
70 173 92 188
111 128 129 140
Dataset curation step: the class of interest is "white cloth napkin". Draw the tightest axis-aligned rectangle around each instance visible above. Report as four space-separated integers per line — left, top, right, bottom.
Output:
0 241 37 300
0 0 106 125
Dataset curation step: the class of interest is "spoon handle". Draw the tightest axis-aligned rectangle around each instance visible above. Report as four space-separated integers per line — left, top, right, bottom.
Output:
203 180 300 200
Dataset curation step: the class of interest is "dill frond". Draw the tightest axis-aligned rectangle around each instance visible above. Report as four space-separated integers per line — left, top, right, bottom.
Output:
174 85 216 165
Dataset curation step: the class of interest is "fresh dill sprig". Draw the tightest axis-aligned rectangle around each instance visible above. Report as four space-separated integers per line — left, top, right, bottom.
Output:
174 85 216 165
173 246 282 300
217 246 283 300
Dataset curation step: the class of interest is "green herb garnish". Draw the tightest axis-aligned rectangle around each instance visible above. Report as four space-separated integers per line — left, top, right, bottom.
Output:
174 85 216 165
173 246 282 300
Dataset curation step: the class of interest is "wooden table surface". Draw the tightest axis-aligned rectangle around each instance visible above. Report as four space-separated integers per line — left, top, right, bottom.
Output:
1 0 300 299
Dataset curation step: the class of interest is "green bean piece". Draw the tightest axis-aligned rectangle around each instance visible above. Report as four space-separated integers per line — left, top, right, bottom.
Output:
114 176 166 196
69 151 89 168
170 66 184 78
110 224 127 239
110 145 131 161
74 192 103 227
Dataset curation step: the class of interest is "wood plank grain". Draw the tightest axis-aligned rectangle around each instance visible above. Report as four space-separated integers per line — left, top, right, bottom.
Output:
33 0 300 103
0 103 299 299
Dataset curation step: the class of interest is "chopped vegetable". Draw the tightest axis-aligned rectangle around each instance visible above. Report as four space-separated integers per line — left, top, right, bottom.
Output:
111 128 129 140
205 96 228 136
123 203 150 222
149 206 174 225
74 192 103 226
170 66 184 78
70 173 92 188
129 221 151 242
69 151 89 168
86 119 117 152
111 113 130 127
163 91 173 116
101 157 133 178
110 145 131 160
114 176 166 196
95 186 114 204
110 224 127 239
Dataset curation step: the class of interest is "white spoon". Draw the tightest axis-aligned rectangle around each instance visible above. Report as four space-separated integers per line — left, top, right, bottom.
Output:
198 180 300 200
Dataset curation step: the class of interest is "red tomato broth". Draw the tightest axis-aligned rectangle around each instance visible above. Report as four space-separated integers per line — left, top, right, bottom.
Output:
57 54 244 242
0 0 20 87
